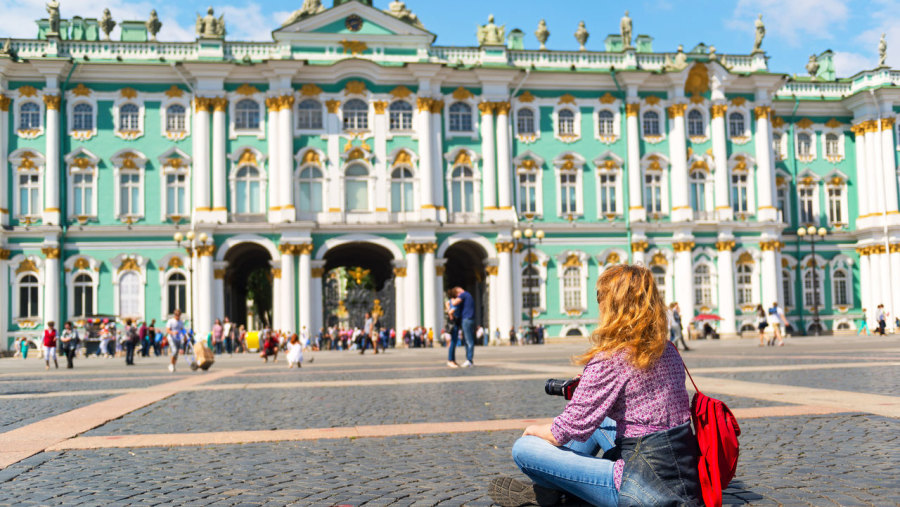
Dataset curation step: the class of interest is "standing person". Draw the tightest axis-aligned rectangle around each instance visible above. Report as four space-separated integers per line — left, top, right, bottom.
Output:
223 317 233 354
858 308 870 336
138 320 149 357
509 327 517 345
236 324 247 353
476 326 485 346
166 309 184 373
876 304 887 335
212 319 224 355
666 303 690 351
768 302 787 346
146 319 156 357
488 264 701 507
446 289 462 367
755 304 768 346
19 337 30 359
494 327 501 346
43 322 58 370
536 324 545 345
450 286 476 367
60 321 79 369
98 320 111 358
286 333 303 368
123 318 138 366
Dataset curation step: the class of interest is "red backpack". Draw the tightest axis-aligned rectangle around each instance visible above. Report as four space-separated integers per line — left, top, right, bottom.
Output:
680 352 741 507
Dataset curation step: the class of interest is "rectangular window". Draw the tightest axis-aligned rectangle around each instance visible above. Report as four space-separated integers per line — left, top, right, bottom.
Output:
73 173 93 216
559 173 577 214
518 173 537 214
598 174 616 214
120 173 140 216
731 174 749 214
166 174 187 216
19 174 40 217
799 186 815 223
644 174 662 214
827 187 842 224
776 186 789 224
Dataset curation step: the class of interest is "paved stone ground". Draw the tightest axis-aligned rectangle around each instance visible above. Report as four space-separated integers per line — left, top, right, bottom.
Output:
0 335 898 505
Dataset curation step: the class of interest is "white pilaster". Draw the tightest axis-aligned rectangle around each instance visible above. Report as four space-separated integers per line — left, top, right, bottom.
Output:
373 102 389 214
711 104 732 221
0 96 9 226
311 260 325 334
870 249 884 314
880 120 898 214
192 99 211 223
405 244 421 328
278 96 295 222
668 104 691 222
393 262 406 334
266 99 281 222
213 260 226 323
43 247 60 329
280 246 296 332
417 99 435 216
480 103 497 212
497 241 514 336
298 245 312 334
326 101 341 217
43 94 60 225
496 103 513 215
865 126 884 219
210 100 227 223
716 240 737 334
196 248 214 338
0 251 7 342
858 251 871 321
754 105 777 221
422 246 437 334
890 248 900 325
878 250 893 321
626 102 645 222
673 241 694 322
760 241 781 309
853 126 869 219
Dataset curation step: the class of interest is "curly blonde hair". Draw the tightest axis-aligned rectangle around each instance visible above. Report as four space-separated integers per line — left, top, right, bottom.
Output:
574 264 669 369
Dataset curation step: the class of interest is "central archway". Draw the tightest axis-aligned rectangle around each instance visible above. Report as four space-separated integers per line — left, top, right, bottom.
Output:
322 242 396 330
443 241 488 332
224 242 273 329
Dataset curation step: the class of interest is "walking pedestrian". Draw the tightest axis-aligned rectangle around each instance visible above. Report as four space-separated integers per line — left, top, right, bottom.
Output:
166 309 185 373
223 317 233 354
755 304 768 346
212 318 224 355
667 302 690 351
43 321 58 370
60 321 79 369
123 318 138 366
857 308 870 336
876 304 887 335
767 302 787 346
446 289 462 367
509 327 517 345
138 320 149 357
450 286 476 367
146 319 156 356
19 337 30 359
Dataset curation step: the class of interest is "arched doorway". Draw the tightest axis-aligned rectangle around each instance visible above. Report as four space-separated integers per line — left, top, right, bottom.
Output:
224 243 273 329
322 242 395 330
443 241 487 330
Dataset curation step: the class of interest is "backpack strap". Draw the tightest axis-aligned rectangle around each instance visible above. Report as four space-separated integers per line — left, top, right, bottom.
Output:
669 342 702 395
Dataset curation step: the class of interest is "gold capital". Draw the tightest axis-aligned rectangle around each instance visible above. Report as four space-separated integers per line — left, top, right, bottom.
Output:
416 97 433 112
325 99 341 114
711 104 728 118
311 267 325 278
420 242 438 254
0 248 11 260
196 245 216 257
372 101 388 115
41 247 61 259
667 103 687 118
0 95 10 112
213 269 225 280
279 95 295 111
296 243 314 256
495 241 516 253
435 266 445 276
193 97 212 112
393 267 407 277
42 95 61 110
715 240 736 251
485 265 499 276
478 101 495 116
211 97 228 112
625 103 640 117
882 118 895 131
271 268 282 279
631 241 649 253
754 105 771 120
430 100 444 114
672 241 695 252
759 240 784 251
494 101 511 115
278 243 295 255
404 243 420 254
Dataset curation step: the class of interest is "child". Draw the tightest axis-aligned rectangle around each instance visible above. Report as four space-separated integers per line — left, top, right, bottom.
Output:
286 333 303 368
43 321 58 370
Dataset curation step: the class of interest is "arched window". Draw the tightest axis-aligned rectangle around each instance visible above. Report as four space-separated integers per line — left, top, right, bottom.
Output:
342 99 369 131
166 104 186 132
728 112 745 137
642 111 660 136
118 271 142 319
825 133 839 158
450 165 476 213
297 99 323 130
644 170 663 214
18 274 40 319
687 109 704 137
562 266 582 311
522 265 540 311
651 265 666 301
558 109 576 135
803 269 822 308
119 103 140 131
694 264 712 307
782 268 793 307
390 167 414 212
235 165 263 214
297 166 323 213
73 103 93 131
797 133 812 157
73 273 94 317
389 101 413 131
517 109 535 135
690 170 707 213
731 171 750 214
565 327 583 337
166 272 187 316
344 163 369 211
19 102 40 130
833 269 849 306
235 99 260 130
448 102 473 132
736 263 753 305
597 110 615 136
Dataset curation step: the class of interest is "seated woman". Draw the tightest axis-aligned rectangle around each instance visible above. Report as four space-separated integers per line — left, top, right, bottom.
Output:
490 264 701 506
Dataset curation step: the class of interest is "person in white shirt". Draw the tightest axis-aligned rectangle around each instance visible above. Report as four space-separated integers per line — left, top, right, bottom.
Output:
767 302 787 346
166 309 184 372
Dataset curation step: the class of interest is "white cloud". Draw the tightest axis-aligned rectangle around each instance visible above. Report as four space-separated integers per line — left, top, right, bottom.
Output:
832 51 875 76
730 0 850 47
219 3 272 41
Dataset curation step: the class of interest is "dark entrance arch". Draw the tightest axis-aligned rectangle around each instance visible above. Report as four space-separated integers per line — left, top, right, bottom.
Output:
443 241 488 330
224 243 273 328
322 242 395 330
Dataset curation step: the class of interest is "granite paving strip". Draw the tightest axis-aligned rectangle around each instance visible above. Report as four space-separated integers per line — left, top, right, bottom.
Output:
0 368 242 470
49 404 847 451
488 360 900 376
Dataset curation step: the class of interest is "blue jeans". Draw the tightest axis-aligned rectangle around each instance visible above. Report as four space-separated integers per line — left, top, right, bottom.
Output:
461 318 475 363
512 418 619 506
448 323 461 362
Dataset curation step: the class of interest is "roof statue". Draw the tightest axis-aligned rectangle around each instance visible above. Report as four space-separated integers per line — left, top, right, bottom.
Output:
806 54 819 78
477 15 505 46
753 14 765 53
0 38 13 57
535 19 549 50
574 21 589 51
620 11 632 49
384 1 424 30
146 9 162 41
664 44 688 71
879 33 887 67
99 8 115 40
196 7 225 39
281 0 326 26
46 1 61 35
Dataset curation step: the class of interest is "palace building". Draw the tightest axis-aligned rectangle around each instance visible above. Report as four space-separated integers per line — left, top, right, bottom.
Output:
1 0 897 346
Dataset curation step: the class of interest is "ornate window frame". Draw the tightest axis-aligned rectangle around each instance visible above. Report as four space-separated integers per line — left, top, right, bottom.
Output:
295 97 326 135
341 97 371 133
444 147 481 221
64 147 100 222
387 99 415 134
514 104 540 143
775 171 792 225
444 94 478 140
66 95 97 141
688 154 715 219
228 147 268 219
556 250 589 316
593 151 623 219
514 150 545 219
692 253 718 312
823 170 849 229
229 90 266 139
728 153 756 219
111 149 148 223
781 254 797 311
386 147 418 219
685 106 709 143
829 255 853 310
799 253 826 312
727 107 751 144
65 255 100 320
9 149 45 222
552 102 581 143
160 94 191 141
11 254 44 326
553 152 585 218
15 97 44 139
594 97 621 143
796 169 820 226
641 153 670 218
822 126 845 163
640 98 666 143
157 147 192 223
521 248 549 317
733 249 760 312
772 128 787 161
794 125 817 162
340 145 376 214
596 248 626 275
648 248 673 304
111 254 148 322
158 252 191 321
112 93 145 140
294 147 328 220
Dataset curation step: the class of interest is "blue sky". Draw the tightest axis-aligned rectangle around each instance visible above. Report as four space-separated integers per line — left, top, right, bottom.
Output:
1 0 897 77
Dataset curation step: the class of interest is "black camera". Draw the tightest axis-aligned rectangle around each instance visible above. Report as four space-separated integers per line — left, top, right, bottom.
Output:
545 377 580 400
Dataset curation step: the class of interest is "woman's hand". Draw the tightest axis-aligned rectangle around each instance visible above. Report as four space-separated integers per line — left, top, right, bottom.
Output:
523 423 560 446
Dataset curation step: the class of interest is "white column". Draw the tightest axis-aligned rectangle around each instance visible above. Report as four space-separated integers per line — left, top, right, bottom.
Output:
326 100 342 216
858 250 871 322
754 106 777 221
0 251 8 343
278 96 295 222
865 124 883 218
213 261 226 322
431 101 445 213
626 103 644 222
422 244 437 334
890 247 900 325
0 95 9 226
373 102 389 214
711 104 732 221
43 247 60 329
393 263 406 335
760 242 780 309
497 242 514 336
311 261 325 334
853 125 869 218
196 247 214 338
298 244 312 335
43 94 60 225
496 102 513 213
192 98 211 222
716 240 737 334
869 248 884 314
280 246 296 332
405 244 421 327
668 104 691 222
880 119 899 214
673 242 694 321
487 265 499 343
878 248 892 319
632 242 647 266
266 98 281 222
480 102 497 212
416 99 435 213
210 99 227 222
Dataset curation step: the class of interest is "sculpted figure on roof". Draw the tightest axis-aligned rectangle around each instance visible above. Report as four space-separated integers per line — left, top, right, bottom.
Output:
753 14 765 53
46 1 61 35
620 11 632 49
879 33 887 67
196 7 225 38
282 0 326 26
385 1 424 30
477 15 505 46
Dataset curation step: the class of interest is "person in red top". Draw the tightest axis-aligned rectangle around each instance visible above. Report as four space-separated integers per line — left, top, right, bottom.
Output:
43 321 58 370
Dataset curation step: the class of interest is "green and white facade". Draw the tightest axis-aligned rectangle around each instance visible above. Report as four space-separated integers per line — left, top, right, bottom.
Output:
2 0 898 347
